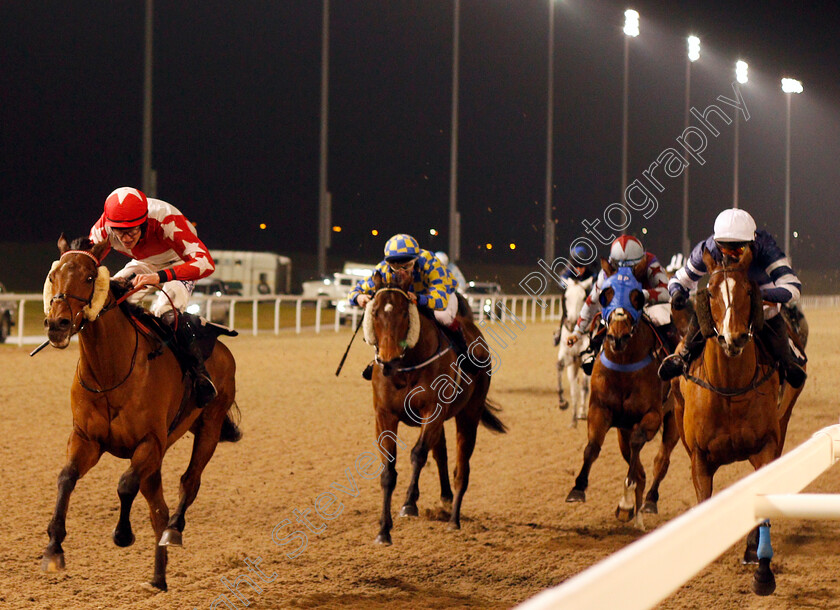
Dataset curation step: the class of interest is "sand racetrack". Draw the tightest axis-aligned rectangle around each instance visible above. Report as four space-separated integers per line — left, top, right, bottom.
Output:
2 308 840 610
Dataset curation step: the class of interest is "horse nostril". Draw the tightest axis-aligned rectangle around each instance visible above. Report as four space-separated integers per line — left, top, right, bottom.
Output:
734 333 750 349
58 318 71 330
717 335 727 346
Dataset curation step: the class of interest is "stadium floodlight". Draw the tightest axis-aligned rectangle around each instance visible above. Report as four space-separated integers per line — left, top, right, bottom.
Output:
781 78 803 94
624 9 639 37
736 60 748 84
687 36 700 62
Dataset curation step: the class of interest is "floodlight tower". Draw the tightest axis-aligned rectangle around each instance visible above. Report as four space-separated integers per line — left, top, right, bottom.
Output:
621 9 639 211
781 77 803 255
733 60 748 208
682 35 700 254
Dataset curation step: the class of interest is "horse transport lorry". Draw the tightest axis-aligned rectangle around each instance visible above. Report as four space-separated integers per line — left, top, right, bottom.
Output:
208 250 292 296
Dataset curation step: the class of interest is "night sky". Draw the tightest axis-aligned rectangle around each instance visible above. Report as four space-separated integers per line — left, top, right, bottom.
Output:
2 1 839 275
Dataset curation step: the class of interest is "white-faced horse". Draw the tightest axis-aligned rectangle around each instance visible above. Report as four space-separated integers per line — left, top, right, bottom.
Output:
555 277 593 427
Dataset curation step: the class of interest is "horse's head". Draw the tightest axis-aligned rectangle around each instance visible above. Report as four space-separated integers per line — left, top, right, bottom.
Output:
364 272 420 377
563 276 592 327
698 246 763 357
44 234 110 348
599 257 646 352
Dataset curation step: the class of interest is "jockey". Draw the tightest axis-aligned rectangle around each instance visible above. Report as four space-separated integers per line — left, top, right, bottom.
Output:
567 235 671 375
350 234 477 377
658 208 806 388
435 250 468 295
561 244 596 284
89 187 218 406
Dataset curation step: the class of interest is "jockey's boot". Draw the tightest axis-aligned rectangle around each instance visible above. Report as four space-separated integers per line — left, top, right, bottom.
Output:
658 315 705 381
362 362 374 380
760 313 807 389
162 311 218 407
441 320 480 375
581 329 606 376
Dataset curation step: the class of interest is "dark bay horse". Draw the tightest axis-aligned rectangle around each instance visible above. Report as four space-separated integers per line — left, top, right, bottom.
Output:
364 273 506 545
42 235 241 591
566 258 679 530
671 248 805 595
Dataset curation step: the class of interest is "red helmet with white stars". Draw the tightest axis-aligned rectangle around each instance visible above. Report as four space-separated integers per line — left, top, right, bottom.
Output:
609 235 645 266
104 187 148 228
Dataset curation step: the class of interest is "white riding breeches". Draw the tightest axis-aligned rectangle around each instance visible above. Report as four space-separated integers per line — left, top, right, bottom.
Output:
114 260 195 316
433 291 459 327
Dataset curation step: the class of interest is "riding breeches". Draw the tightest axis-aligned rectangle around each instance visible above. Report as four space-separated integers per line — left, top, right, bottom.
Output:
114 260 195 316
433 291 459 327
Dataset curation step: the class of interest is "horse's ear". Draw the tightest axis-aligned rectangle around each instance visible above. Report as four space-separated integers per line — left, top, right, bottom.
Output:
632 256 648 282
57 233 70 254
750 282 765 332
695 288 715 338
397 269 413 291
629 289 645 312
601 257 615 276
91 239 109 263
701 247 716 273
373 272 383 291
739 245 754 269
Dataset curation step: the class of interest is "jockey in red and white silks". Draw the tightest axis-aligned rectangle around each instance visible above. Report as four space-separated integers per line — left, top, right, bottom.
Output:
89 187 215 317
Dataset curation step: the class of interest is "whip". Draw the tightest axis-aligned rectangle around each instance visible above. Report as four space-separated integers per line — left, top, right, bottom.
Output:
335 313 366 377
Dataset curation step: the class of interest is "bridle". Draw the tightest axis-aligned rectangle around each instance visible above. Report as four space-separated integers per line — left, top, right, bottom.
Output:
49 250 101 334
370 287 451 372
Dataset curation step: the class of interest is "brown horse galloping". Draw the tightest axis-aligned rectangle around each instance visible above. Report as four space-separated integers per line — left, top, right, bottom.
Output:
672 248 805 595
365 273 506 545
566 258 679 529
42 235 241 591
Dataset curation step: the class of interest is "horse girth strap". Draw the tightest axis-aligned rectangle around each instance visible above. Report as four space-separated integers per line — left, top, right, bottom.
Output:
684 363 776 398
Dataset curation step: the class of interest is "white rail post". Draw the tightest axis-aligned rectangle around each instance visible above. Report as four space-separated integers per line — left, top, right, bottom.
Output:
295 299 302 334
17 299 25 346
315 299 322 333
228 301 235 330
252 299 259 336
274 299 281 335
334 304 340 332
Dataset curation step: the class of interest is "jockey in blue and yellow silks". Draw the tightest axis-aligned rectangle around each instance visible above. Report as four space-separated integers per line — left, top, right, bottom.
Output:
349 234 477 378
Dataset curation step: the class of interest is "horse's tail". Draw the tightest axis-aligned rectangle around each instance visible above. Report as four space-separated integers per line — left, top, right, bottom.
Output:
220 402 243 443
480 398 507 434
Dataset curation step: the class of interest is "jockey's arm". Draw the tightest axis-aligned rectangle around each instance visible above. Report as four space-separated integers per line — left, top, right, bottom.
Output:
755 231 802 304
158 216 215 283
348 269 380 307
417 254 454 310
642 255 671 304
669 239 708 299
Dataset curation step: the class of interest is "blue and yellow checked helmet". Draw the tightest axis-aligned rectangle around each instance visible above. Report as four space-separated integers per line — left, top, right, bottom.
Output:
384 234 421 262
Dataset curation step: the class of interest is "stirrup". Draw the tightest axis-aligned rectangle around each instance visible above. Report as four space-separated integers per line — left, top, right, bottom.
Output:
194 373 217 407
581 355 595 376
658 354 686 381
783 363 806 389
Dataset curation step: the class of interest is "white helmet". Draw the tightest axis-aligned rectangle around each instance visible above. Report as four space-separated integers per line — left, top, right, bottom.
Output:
714 208 756 243
609 235 645 266
435 251 450 266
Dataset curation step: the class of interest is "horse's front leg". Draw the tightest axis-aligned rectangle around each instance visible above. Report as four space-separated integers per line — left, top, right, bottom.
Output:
616 410 660 529
643 407 680 514
566 403 610 503
557 359 569 411
43 432 101 572
132 435 169 591
400 422 442 517
567 363 580 426
374 412 400 546
113 467 140 547
431 427 453 512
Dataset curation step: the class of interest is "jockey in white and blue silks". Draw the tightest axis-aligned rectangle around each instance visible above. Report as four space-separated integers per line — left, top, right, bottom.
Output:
658 208 806 388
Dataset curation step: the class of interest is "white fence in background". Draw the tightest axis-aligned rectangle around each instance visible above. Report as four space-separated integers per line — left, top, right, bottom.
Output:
516 423 840 610
3 292 570 346
10 291 840 346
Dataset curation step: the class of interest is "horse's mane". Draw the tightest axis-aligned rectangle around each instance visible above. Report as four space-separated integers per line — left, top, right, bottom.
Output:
70 237 94 251
109 280 151 320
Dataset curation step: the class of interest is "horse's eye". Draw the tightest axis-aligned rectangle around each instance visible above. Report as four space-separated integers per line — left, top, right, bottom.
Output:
86 276 95 283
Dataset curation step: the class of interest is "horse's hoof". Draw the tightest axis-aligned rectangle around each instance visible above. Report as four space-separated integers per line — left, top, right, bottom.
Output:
374 533 392 546
41 554 65 573
565 489 586 503
399 505 419 518
615 506 635 523
641 500 658 514
568 420 578 429
447 520 461 531
158 528 182 547
139 578 167 593
440 497 453 512
558 400 569 411
752 559 776 596
742 549 759 565
113 527 135 548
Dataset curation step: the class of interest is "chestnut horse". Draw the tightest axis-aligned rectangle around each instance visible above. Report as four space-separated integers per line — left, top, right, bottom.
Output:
364 273 506 545
671 248 805 596
566 258 679 529
42 235 241 591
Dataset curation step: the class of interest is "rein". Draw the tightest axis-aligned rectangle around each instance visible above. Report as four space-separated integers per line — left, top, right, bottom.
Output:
684 362 776 398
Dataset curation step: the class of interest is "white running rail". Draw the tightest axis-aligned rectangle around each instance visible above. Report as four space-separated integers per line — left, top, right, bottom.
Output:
517 424 840 610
